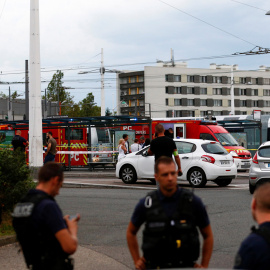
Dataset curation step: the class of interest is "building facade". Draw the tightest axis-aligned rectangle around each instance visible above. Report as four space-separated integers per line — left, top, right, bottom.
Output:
117 63 270 118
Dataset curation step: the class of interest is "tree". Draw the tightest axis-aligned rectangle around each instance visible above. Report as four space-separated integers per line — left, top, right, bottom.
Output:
105 107 112 116
79 93 101 117
0 90 21 99
45 70 74 116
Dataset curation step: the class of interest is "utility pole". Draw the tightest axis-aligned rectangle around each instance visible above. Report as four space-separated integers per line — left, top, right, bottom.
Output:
100 48 105 116
171 48 175 67
29 0 43 168
25 60 29 120
8 87 12 120
44 88 47 118
230 66 235 115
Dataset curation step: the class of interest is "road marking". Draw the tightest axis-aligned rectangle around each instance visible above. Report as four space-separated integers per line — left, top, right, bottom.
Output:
227 184 249 190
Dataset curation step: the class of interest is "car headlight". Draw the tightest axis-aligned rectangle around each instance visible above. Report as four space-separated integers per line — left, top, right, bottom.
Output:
230 151 238 157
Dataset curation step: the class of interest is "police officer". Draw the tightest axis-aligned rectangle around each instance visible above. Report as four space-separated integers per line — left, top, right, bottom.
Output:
12 130 28 152
126 156 213 269
234 181 270 269
13 162 80 270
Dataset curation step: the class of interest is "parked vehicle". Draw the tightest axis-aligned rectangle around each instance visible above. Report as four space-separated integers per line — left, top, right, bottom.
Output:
116 139 237 187
121 118 252 171
249 141 270 194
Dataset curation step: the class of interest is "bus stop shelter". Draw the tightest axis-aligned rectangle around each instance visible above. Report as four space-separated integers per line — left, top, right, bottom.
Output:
0 115 152 170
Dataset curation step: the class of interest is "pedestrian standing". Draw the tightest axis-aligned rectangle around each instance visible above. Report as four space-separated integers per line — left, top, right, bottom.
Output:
126 156 213 269
131 138 142 153
123 134 130 153
148 123 182 176
12 130 29 152
118 138 127 161
234 181 270 269
44 131 57 164
12 162 80 270
140 136 146 148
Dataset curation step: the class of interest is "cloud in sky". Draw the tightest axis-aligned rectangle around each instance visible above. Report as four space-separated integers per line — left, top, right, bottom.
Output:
0 0 269 109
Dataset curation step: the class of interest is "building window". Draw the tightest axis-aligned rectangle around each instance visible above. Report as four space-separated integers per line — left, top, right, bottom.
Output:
264 78 270 85
165 87 169 94
138 76 144 82
240 77 246 84
174 99 181 106
165 75 169 82
252 89 258 96
240 89 246 95
240 111 247 115
213 77 222 83
240 100 247 106
200 88 207 94
187 99 194 106
186 111 195 117
213 111 222 116
120 77 128 84
200 99 207 106
187 87 195 94
174 110 182 117
187 75 195 82
175 87 181 94
200 76 207 83
214 100 222 106
165 99 168 106
253 100 258 107
200 111 208 116
264 89 270 96
213 88 222 95
174 75 181 82
265 101 270 107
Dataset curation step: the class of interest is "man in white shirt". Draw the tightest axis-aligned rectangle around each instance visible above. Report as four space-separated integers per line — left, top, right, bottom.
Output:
131 138 142 153
123 134 130 153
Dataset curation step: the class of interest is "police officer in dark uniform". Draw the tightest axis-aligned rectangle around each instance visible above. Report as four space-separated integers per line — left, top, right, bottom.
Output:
12 162 80 270
12 130 28 152
126 156 214 269
234 181 270 269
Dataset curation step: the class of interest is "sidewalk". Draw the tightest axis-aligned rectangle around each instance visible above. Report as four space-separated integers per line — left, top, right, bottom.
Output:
0 243 131 270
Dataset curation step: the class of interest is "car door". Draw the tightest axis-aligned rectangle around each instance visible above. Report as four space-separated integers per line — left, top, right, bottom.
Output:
175 141 195 177
137 147 155 179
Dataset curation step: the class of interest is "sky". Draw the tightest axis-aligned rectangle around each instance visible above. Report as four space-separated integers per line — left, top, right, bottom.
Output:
0 0 270 111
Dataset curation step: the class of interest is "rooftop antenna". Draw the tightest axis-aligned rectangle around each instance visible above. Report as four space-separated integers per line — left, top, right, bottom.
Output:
171 48 175 67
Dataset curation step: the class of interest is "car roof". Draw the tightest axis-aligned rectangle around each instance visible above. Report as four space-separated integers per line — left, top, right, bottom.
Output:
259 141 270 148
173 138 218 144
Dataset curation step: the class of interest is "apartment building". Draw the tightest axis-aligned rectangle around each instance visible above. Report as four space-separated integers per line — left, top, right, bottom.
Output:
117 62 270 118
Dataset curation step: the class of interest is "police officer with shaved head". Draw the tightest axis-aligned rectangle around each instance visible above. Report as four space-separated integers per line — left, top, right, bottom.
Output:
126 156 213 269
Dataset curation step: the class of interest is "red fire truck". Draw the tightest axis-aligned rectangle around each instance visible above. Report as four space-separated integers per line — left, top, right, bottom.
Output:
121 118 252 170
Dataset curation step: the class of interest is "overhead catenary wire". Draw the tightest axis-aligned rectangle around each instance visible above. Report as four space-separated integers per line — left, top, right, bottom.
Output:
156 0 258 47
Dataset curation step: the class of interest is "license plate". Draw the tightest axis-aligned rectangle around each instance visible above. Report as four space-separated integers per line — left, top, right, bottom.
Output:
221 161 230 165
241 164 250 168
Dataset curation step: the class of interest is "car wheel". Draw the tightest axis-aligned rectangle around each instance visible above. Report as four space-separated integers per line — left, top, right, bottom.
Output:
249 183 256 194
214 179 232 187
187 168 207 188
120 165 137 184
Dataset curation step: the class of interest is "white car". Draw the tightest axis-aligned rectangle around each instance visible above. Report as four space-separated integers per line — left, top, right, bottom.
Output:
116 139 237 188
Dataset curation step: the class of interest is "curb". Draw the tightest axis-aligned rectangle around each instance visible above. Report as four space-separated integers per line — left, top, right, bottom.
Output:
0 235 16 247
63 182 156 190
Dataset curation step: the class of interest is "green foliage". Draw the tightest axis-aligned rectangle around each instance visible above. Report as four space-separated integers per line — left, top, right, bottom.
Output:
105 107 112 116
0 150 36 212
79 93 101 117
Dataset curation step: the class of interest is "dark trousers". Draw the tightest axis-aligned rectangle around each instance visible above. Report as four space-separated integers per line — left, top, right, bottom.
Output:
44 153 56 164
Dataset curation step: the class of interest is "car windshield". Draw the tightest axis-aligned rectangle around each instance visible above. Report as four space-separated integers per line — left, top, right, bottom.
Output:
202 143 228 155
215 133 238 146
258 146 270 157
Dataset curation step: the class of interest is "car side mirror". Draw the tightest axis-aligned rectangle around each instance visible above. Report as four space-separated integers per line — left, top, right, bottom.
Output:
142 151 148 157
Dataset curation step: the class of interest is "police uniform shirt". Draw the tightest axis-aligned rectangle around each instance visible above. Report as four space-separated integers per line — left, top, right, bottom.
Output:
131 187 210 229
12 135 27 151
29 189 67 235
234 222 270 270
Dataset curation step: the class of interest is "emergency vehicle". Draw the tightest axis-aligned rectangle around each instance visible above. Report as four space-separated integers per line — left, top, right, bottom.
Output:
0 123 114 169
121 118 252 170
